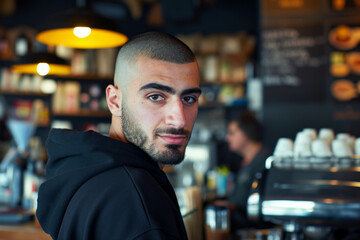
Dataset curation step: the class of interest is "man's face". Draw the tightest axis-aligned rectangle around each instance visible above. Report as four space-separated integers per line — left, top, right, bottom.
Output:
121 56 201 165
226 121 247 154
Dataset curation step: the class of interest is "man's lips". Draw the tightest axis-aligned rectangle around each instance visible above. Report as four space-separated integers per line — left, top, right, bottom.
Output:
159 135 187 145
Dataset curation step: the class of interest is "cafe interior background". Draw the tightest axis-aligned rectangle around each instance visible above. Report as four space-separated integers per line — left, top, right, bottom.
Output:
0 0 360 238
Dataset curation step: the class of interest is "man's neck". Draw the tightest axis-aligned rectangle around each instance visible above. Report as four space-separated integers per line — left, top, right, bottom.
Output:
241 142 262 166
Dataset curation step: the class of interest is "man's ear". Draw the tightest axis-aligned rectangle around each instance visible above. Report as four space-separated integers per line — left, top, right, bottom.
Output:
106 84 122 117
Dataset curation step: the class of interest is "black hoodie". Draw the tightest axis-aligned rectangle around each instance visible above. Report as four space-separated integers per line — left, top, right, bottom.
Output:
36 129 188 240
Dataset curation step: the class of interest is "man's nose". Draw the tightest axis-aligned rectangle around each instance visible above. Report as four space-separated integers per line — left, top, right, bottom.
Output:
165 99 186 129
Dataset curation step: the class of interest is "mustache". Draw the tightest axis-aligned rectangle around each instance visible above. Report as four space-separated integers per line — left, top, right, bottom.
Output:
155 128 190 137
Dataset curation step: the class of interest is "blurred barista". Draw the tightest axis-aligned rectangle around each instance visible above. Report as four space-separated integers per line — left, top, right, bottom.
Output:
219 111 272 230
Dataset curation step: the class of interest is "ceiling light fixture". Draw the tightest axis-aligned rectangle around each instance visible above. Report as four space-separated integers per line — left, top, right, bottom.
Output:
11 52 71 76
35 1 128 49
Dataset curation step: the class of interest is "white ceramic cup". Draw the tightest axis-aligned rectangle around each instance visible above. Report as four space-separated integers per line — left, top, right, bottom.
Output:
311 139 333 157
336 133 350 141
295 132 312 145
294 132 312 157
303 128 317 141
274 138 294 157
332 139 353 158
336 133 355 153
318 128 335 142
294 143 312 157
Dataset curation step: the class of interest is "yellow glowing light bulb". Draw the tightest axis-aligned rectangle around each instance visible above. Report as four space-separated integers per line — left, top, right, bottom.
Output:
37 62 50 76
73 27 91 38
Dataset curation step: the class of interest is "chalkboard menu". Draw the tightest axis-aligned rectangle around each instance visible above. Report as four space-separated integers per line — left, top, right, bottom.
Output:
261 0 360 149
261 0 360 104
262 22 327 102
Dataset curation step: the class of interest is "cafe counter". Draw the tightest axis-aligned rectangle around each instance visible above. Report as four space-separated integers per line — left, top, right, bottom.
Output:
0 220 51 240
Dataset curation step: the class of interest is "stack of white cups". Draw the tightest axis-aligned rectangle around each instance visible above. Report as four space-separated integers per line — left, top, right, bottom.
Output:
293 131 312 158
332 133 354 158
311 139 333 158
318 128 335 147
312 128 334 158
273 128 359 165
303 128 317 142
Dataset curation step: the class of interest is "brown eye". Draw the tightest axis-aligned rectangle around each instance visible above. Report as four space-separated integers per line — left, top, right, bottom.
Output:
148 94 164 102
182 96 196 104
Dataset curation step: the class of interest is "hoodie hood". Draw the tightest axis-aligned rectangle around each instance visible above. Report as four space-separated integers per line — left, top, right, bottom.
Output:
36 129 167 239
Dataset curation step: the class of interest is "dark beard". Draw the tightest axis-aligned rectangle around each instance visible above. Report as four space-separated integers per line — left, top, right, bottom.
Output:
121 101 187 165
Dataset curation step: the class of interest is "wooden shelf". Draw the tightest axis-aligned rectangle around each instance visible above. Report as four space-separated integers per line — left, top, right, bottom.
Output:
52 110 111 117
35 121 50 127
51 74 113 81
0 90 50 96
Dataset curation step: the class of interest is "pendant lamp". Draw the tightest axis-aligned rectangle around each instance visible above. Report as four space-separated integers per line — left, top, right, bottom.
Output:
35 6 128 49
11 52 71 76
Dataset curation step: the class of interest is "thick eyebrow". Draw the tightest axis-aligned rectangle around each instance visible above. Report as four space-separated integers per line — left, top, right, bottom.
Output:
181 88 202 96
139 83 202 96
139 83 175 94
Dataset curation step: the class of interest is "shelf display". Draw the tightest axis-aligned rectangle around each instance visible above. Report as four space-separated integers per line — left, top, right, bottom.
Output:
2 98 50 127
177 32 255 107
0 68 111 131
0 31 256 136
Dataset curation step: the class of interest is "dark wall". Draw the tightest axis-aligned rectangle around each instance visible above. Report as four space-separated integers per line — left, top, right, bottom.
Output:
0 0 259 38
0 0 73 28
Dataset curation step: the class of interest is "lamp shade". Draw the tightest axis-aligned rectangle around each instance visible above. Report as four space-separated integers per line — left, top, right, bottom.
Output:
11 52 71 76
36 8 128 49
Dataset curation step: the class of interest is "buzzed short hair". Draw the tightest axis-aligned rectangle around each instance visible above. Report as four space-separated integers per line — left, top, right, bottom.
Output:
117 31 196 64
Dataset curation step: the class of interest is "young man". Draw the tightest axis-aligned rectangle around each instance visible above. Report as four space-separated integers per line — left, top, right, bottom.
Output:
36 32 202 240
222 111 271 230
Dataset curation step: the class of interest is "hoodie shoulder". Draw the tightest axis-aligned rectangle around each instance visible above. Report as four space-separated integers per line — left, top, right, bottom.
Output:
37 129 164 239
45 129 151 178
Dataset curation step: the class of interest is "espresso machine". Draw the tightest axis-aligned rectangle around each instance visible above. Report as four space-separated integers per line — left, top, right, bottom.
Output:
247 129 360 240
